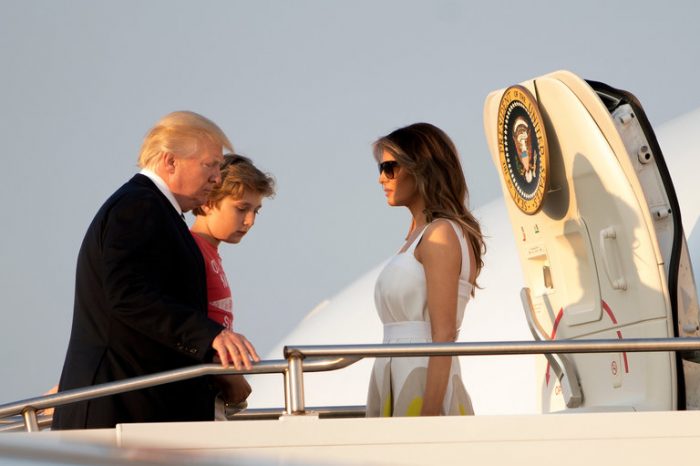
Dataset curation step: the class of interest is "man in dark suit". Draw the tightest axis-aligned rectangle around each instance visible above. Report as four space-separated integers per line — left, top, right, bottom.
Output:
52 111 259 429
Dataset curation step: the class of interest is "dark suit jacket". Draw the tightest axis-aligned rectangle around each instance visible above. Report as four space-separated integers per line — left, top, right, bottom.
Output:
52 174 224 429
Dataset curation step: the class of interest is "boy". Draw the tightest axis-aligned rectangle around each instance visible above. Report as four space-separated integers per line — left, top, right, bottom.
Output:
190 154 275 419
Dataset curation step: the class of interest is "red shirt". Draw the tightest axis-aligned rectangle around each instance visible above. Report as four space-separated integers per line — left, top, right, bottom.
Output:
191 232 234 330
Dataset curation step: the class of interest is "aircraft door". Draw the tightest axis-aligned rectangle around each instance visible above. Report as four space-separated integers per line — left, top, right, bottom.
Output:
483 71 697 412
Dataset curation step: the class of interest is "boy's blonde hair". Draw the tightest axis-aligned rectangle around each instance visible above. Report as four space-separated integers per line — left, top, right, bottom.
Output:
192 154 275 216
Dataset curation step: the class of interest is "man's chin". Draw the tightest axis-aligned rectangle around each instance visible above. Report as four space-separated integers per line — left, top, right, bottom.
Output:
185 196 208 212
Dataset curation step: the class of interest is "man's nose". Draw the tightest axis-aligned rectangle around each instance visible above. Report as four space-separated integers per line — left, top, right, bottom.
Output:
211 166 222 184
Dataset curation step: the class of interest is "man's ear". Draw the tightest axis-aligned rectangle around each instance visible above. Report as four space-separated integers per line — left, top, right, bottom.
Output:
162 152 177 174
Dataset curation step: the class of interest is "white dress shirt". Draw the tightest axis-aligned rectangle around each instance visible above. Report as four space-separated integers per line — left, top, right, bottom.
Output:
139 168 185 219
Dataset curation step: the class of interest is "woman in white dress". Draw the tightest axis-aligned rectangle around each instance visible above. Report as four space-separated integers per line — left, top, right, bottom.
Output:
366 123 485 417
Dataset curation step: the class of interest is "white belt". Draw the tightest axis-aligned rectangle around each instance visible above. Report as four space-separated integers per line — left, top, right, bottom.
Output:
383 321 432 343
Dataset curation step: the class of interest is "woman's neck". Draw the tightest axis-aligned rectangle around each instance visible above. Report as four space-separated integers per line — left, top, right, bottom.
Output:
406 199 428 237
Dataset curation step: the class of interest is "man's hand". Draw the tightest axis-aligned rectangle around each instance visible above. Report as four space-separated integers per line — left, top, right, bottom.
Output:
39 384 59 417
211 329 260 370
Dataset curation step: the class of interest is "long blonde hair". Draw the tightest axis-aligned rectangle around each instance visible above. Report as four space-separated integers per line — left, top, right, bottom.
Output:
374 122 486 287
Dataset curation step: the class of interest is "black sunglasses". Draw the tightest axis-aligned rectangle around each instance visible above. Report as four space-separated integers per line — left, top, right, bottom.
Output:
378 161 400 180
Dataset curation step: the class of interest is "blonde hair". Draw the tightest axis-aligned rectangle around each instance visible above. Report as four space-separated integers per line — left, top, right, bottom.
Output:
192 154 276 216
373 123 486 289
137 111 233 169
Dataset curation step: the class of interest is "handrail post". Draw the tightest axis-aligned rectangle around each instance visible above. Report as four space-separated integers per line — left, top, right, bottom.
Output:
22 407 39 432
283 368 291 413
5 337 700 424
286 352 305 415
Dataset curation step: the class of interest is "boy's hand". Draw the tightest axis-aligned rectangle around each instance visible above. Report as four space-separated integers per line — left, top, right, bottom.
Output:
216 374 252 405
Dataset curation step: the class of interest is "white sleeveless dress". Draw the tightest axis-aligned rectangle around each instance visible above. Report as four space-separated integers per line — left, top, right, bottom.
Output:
366 219 474 417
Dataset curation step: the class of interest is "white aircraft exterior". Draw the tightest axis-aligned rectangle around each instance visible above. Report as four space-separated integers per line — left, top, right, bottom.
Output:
247 72 700 415
2 71 700 465
246 195 539 415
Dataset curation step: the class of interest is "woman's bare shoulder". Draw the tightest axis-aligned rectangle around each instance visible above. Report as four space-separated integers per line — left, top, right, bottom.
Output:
416 219 461 263
422 219 460 244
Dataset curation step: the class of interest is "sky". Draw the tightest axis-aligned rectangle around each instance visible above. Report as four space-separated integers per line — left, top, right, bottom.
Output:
1 0 699 403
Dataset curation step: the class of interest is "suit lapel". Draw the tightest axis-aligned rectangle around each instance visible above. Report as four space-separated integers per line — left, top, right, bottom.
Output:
129 174 204 269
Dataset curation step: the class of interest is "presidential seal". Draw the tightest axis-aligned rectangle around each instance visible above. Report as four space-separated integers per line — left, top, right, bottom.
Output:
497 85 549 214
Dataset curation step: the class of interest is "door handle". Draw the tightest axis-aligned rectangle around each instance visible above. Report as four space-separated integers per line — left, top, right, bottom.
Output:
599 226 627 291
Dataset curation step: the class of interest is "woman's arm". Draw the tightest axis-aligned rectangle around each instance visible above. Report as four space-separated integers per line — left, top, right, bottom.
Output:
415 220 464 416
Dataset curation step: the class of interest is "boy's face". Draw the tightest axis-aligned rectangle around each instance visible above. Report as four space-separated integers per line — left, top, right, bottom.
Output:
204 190 264 244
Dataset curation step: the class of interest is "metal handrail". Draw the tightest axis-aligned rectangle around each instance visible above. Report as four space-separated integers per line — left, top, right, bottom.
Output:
0 415 52 433
281 337 700 414
0 406 368 432
284 337 700 358
3 337 700 431
223 405 366 421
0 356 355 430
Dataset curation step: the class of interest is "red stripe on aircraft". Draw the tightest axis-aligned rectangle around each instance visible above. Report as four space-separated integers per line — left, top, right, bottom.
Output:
545 308 564 386
547 301 630 387
603 300 629 373
616 330 630 373
602 300 618 324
